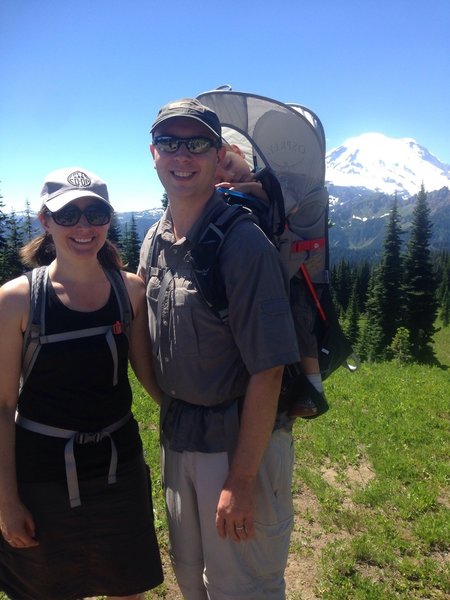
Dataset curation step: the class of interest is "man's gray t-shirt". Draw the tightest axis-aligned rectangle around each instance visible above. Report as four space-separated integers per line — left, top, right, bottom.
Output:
139 193 300 407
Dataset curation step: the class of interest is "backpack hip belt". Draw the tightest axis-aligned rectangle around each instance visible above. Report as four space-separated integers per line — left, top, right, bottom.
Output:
15 411 132 508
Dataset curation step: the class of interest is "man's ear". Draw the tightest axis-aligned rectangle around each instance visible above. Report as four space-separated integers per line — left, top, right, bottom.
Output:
150 143 156 160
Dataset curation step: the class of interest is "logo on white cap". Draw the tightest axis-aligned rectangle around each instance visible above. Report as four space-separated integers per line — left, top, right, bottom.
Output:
67 171 92 188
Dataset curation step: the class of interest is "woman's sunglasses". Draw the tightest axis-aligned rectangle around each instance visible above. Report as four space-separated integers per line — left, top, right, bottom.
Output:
153 135 219 155
49 203 112 227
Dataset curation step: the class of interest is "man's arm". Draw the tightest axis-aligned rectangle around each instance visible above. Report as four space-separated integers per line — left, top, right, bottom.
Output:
215 364 284 542
124 272 163 405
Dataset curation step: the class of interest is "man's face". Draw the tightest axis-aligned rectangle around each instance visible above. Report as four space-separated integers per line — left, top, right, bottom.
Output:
150 117 224 203
215 149 253 184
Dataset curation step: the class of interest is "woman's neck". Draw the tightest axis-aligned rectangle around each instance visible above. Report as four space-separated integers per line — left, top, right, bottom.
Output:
47 259 111 312
48 258 106 284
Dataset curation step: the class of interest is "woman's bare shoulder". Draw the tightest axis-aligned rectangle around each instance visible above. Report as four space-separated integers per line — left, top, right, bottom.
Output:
119 271 146 313
0 274 30 300
0 275 30 328
120 270 145 291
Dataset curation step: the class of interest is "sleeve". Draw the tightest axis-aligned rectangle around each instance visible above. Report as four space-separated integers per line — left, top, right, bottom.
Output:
220 221 300 374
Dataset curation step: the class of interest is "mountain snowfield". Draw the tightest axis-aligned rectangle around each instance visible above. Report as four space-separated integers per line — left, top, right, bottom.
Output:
325 133 450 196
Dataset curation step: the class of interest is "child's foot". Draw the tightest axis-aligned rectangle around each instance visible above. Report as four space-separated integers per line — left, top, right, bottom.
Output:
288 396 318 417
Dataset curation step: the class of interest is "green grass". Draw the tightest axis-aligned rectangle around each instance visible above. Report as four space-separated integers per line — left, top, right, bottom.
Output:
1 325 449 599
296 362 449 599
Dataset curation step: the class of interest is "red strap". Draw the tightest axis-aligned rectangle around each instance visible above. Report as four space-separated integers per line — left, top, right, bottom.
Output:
112 321 123 335
291 237 325 253
300 264 327 322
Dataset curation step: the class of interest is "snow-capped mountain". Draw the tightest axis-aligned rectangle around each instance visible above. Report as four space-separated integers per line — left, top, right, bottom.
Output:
326 133 450 196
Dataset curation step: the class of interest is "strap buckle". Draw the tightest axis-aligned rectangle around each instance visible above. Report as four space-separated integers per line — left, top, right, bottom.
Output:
112 320 123 334
76 431 104 444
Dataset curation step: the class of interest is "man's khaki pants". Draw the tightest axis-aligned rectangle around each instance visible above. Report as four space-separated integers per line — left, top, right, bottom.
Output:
161 428 294 600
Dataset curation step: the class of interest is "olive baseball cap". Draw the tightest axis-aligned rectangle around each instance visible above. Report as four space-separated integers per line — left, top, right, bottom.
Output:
150 98 222 142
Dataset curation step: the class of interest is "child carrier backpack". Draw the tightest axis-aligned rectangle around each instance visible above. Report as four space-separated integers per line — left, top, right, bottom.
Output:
197 88 357 381
21 265 132 390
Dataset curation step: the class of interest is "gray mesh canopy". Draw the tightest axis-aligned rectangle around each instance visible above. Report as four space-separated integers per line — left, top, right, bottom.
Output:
197 90 326 217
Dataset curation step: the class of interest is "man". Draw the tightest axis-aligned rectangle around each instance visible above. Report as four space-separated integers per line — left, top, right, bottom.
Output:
138 98 300 600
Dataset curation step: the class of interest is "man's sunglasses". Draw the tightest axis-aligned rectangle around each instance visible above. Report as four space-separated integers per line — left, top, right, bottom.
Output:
153 135 219 155
49 203 112 227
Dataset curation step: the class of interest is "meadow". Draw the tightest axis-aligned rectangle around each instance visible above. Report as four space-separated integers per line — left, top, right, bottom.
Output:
1 324 448 599
137 323 450 600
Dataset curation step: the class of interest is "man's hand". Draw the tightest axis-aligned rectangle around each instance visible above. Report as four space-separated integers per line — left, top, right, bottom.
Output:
214 366 283 544
215 475 256 543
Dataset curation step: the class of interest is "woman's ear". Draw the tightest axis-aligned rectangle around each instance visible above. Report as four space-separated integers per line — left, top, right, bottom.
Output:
38 211 50 231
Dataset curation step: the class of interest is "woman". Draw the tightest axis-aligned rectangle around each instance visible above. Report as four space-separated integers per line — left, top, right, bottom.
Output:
0 167 163 600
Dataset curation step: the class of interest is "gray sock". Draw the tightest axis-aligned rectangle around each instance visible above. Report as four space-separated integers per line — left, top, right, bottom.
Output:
306 373 323 393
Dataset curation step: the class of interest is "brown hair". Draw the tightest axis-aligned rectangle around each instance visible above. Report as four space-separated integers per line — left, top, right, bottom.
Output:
20 210 123 270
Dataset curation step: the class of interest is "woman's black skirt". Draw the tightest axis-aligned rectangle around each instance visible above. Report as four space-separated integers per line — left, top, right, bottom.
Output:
0 452 163 600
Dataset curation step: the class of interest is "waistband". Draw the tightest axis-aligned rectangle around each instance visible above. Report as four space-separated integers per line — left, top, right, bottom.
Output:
15 411 132 508
161 395 242 457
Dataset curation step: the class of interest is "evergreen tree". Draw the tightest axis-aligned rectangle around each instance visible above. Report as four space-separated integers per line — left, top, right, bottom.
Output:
440 286 450 327
435 251 449 304
121 213 141 273
344 283 360 347
22 198 36 243
161 192 168 209
389 327 413 364
121 223 129 261
5 210 25 280
331 259 353 313
0 191 7 283
359 265 385 361
375 198 404 352
108 212 123 249
354 260 371 313
402 185 438 362
438 261 450 326
362 197 429 361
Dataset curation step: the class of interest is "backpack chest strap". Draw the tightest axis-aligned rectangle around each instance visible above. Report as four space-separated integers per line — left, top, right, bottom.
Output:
27 325 121 386
38 324 111 345
15 411 132 508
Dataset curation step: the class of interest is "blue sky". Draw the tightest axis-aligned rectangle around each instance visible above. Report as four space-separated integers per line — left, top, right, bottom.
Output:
1 0 449 213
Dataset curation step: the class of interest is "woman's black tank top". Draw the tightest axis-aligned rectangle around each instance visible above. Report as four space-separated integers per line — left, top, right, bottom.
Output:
16 275 142 482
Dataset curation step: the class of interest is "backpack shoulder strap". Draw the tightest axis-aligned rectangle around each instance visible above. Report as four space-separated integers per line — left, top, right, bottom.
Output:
21 266 49 389
104 268 132 336
143 220 163 285
197 203 254 247
141 206 253 322
255 167 286 237
189 203 255 321
21 266 133 391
